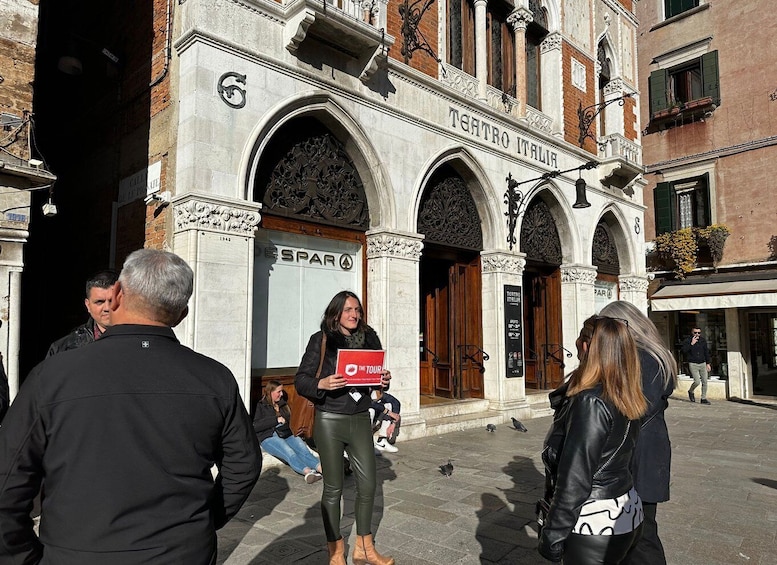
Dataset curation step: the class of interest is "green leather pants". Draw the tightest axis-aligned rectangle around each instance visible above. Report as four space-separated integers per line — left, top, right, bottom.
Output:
314 411 376 541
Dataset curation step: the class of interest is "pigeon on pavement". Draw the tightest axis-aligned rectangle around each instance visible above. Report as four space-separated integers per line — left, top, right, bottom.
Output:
511 417 528 432
439 460 454 477
486 424 496 432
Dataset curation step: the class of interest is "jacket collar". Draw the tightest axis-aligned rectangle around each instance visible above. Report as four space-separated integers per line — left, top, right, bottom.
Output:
101 324 179 342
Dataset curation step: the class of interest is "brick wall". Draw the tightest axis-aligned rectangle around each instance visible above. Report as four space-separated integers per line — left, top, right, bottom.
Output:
624 95 637 141
562 42 596 154
386 0 440 78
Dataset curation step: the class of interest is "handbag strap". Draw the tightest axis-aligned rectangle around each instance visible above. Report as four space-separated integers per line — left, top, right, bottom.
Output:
315 333 327 379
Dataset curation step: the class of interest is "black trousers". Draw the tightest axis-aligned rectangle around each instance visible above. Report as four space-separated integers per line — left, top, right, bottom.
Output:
314 411 376 542
622 502 666 565
563 524 643 565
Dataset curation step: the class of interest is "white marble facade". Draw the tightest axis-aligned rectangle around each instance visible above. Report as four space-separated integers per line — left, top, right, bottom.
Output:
168 0 648 426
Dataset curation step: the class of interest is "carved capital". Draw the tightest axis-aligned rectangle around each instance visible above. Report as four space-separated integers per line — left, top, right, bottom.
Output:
481 252 525 274
540 32 562 54
506 7 533 32
619 276 649 293
366 231 424 260
560 265 598 284
603 77 625 96
173 196 261 235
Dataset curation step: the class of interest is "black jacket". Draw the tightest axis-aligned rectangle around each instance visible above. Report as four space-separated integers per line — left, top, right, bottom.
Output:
538 385 639 562
0 324 262 564
295 328 382 415
0 358 7 423
253 397 291 443
46 318 100 357
634 350 675 503
681 335 711 364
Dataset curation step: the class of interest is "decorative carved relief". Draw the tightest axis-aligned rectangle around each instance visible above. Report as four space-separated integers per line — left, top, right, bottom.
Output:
603 77 625 96
482 253 525 274
418 174 483 250
507 8 533 33
561 266 597 284
520 200 561 264
619 276 649 293
366 232 423 259
174 199 261 235
540 33 562 54
592 223 620 275
441 64 480 98
524 106 553 133
259 132 369 229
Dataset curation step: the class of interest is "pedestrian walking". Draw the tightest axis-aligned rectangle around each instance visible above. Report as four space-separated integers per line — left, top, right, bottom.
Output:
681 327 712 404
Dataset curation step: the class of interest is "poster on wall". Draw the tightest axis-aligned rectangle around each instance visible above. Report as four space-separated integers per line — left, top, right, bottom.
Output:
504 285 524 378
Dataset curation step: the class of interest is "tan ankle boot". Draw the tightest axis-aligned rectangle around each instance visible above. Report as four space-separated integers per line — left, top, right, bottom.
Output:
352 533 394 565
327 537 346 565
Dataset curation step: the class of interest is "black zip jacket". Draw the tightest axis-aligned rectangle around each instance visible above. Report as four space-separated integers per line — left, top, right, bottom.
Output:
295 328 382 415
253 397 292 443
538 385 639 562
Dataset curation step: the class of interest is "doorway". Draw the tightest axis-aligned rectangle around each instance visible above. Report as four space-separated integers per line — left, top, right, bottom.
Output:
420 250 485 399
522 266 565 390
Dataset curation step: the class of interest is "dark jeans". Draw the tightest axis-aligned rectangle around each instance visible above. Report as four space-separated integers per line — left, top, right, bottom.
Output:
314 411 376 542
564 524 642 565
622 503 666 565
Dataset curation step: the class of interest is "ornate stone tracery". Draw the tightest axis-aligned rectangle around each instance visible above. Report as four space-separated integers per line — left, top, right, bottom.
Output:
520 200 562 265
417 172 483 250
174 198 261 235
592 223 620 275
258 130 369 230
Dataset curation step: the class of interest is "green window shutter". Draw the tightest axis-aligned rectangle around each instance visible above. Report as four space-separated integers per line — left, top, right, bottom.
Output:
654 182 675 235
649 69 670 117
697 172 711 226
701 51 720 106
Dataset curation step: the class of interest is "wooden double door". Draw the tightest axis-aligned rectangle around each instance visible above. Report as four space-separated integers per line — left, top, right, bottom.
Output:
523 267 565 390
420 253 484 399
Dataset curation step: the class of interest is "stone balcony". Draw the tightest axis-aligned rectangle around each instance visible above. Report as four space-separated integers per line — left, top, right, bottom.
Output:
597 133 644 190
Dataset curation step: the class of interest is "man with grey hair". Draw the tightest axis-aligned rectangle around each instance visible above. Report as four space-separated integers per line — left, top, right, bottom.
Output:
0 249 262 564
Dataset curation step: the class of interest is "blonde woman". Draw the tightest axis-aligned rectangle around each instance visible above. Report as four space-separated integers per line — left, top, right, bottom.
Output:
539 317 647 564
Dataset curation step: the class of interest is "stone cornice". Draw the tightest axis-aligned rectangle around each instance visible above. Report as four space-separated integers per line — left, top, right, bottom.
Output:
481 252 526 274
366 230 424 260
173 194 261 235
560 265 597 284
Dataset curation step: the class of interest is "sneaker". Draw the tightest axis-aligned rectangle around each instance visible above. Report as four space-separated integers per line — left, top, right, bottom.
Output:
700 398 711 405
688 391 696 403
374 438 398 453
304 471 323 484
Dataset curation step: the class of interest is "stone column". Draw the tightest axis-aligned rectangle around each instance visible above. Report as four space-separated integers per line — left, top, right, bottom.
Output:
540 32 564 136
474 0 489 99
481 251 526 412
507 7 532 117
560 264 597 368
618 275 649 312
366 229 424 437
172 193 261 408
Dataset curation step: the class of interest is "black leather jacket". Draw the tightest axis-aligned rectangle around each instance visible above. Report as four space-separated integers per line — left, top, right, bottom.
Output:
46 318 100 357
538 384 639 562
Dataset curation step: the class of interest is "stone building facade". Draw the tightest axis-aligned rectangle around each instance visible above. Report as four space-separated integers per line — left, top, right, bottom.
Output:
25 0 647 434
637 0 777 400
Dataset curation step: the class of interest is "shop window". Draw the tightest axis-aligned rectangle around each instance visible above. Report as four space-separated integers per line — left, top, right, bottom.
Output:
653 174 710 235
648 51 719 124
665 0 699 19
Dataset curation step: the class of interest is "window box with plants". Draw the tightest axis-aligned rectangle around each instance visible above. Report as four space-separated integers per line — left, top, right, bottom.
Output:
652 224 731 279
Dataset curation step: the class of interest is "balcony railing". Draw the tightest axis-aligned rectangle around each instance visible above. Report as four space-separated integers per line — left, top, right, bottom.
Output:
599 133 641 165
523 105 553 134
324 0 388 30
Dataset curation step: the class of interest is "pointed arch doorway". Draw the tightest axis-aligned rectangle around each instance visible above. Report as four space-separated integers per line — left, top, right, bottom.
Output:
521 198 565 390
418 165 485 400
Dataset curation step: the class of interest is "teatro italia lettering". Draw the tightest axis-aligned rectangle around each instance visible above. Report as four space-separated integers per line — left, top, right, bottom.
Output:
448 106 558 169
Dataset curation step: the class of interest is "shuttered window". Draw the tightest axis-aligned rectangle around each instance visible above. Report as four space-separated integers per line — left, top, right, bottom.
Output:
664 0 699 19
653 173 711 235
648 51 720 120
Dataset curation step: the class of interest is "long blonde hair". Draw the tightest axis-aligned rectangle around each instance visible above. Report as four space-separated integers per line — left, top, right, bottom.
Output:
599 301 677 388
568 317 647 420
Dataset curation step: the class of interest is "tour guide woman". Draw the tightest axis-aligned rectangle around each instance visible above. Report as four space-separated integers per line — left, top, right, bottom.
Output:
295 291 393 565
539 317 646 564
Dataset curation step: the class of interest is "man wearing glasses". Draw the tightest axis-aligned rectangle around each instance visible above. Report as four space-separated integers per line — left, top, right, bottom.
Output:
682 327 712 405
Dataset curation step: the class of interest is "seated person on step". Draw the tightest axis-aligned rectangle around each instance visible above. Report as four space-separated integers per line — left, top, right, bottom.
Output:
253 380 323 484
370 388 400 453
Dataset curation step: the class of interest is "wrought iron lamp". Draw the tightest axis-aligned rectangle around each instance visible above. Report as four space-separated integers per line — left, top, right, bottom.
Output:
398 0 441 66
577 93 634 148
504 161 597 250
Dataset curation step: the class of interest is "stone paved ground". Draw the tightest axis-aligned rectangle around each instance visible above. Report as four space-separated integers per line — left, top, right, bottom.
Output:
218 396 777 564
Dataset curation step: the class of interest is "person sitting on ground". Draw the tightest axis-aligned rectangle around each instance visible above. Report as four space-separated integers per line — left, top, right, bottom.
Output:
253 380 323 484
370 388 400 453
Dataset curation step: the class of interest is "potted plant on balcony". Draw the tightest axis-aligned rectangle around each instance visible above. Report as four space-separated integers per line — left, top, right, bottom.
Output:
696 224 731 269
653 224 731 279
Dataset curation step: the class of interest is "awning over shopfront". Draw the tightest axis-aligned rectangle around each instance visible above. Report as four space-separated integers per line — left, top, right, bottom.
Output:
650 278 777 311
